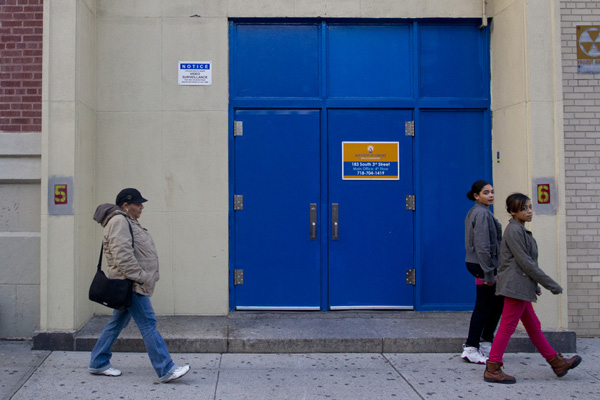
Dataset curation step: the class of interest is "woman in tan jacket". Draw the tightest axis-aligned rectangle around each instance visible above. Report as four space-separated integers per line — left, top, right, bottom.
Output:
88 188 190 383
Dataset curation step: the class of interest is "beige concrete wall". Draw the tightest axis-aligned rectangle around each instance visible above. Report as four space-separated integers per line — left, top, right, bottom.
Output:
41 0 98 331
41 0 72 331
226 0 491 18
94 0 229 316
76 0 99 328
491 0 568 329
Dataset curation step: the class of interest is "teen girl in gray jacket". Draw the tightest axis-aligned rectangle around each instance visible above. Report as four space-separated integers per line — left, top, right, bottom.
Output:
461 180 504 364
483 193 581 384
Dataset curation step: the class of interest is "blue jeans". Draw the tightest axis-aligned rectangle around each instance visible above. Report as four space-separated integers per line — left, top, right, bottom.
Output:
89 292 174 378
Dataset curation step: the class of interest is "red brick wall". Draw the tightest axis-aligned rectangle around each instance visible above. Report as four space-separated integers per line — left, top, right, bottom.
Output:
0 0 43 133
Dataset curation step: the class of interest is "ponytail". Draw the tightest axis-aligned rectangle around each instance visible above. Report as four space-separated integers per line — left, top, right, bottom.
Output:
467 180 490 201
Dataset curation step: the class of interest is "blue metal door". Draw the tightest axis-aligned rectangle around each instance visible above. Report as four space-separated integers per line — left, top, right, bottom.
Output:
233 110 321 309
233 109 413 309
328 110 414 308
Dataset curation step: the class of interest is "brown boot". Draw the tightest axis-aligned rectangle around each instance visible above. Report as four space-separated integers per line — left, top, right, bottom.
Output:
483 360 516 384
547 353 582 377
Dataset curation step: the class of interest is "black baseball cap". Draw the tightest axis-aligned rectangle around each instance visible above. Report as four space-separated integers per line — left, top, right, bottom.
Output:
115 188 148 206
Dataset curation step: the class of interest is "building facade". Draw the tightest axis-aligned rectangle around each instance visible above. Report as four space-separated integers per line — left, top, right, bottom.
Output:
1 0 599 339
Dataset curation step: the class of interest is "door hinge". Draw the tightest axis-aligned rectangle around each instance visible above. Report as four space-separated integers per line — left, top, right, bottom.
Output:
234 269 244 285
405 120 415 137
406 269 416 285
405 195 416 211
234 195 243 210
234 121 243 136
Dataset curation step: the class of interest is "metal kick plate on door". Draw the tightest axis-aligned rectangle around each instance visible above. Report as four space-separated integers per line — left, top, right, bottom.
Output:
332 203 339 240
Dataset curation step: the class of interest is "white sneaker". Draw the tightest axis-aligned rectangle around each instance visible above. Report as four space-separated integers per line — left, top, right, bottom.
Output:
479 341 492 357
160 364 190 383
88 366 122 376
461 345 487 364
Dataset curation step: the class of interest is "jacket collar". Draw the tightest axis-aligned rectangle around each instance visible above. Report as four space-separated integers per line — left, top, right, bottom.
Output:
473 201 490 210
508 217 531 233
102 210 128 227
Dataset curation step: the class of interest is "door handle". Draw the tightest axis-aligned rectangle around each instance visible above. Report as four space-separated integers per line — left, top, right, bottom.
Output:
310 203 317 240
332 203 339 240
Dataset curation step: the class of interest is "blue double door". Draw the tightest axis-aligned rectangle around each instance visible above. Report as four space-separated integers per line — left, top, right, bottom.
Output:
233 109 414 309
230 20 491 311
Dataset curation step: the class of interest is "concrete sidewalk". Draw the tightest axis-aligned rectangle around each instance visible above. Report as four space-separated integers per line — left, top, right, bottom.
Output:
33 311 577 354
2 338 597 400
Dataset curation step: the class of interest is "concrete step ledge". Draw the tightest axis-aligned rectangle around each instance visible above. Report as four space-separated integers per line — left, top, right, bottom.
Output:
33 312 578 354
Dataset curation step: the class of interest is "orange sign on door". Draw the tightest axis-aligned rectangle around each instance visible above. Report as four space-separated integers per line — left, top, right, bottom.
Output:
342 142 399 180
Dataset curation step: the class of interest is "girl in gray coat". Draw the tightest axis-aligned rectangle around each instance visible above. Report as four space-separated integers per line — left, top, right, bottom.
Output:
483 193 581 384
462 180 504 364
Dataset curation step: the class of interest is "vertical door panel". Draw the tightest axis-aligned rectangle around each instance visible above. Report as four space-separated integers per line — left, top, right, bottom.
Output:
234 110 321 308
328 109 414 308
418 111 489 308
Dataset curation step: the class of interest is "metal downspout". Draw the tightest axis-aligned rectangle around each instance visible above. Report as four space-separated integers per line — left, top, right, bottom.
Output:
479 0 488 29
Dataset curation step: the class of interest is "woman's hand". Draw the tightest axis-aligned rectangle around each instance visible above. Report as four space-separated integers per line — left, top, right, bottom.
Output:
550 286 563 295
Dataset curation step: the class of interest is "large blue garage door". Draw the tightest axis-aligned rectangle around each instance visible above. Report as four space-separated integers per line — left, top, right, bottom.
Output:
229 20 491 311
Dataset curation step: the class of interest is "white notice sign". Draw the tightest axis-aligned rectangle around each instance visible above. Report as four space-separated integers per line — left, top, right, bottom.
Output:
178 61 212 85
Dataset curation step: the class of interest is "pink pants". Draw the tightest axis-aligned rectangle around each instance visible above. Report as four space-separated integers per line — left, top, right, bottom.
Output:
488 297 557 363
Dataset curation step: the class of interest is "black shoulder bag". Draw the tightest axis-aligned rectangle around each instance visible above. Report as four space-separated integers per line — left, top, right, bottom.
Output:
88 222 134 310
